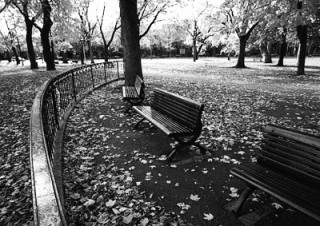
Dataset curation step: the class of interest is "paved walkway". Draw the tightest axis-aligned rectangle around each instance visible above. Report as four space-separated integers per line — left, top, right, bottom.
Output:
62 79 319 226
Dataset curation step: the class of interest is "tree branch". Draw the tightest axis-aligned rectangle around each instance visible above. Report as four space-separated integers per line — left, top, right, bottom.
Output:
107 19 121 47
139 4 166 39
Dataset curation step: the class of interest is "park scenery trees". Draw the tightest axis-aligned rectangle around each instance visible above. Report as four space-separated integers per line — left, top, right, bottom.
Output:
1 0 319 74
2 0 320 225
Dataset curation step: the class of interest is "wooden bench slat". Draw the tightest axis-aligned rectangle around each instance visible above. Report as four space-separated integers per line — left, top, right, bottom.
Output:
265 125 320 149
132 88 205 161
262 142 320 173
231 165 320 221
154 88 202 108
122 76 145 113
151 94 201 118
133 106 193 136
265 134 320 159
231 165 320 204
259 148 320 185
151 91 203 129
152 89 202 112
153 89 202 113
151 99 200 129
228 125 320 222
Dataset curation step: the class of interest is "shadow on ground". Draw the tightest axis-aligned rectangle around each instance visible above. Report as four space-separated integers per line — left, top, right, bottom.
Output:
62 82 319 226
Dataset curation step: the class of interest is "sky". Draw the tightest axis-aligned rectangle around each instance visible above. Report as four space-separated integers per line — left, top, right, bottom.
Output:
88 0 225 26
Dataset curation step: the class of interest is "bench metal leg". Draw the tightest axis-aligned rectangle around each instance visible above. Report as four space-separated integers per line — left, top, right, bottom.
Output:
167 135 206 162
124 104 133 113
224 186 254 215
134 118 145 128
167 144 182 162
194 142 206 155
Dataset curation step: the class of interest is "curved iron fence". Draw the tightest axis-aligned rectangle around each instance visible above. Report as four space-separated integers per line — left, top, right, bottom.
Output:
30 61 124 225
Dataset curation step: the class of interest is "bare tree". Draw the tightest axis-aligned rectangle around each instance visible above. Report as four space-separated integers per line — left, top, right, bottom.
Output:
78 0 97 64
96 2 121 62
183 0 217 61
12 0 42 69
4 18 21 65
0 0 13 13
32 0 55 70
138 0 168 40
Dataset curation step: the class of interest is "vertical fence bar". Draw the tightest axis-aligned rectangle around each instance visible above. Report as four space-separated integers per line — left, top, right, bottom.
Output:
71 71 77 101
91 65 94 88
51 87 59 130
116 61 119 78
104 62 107 82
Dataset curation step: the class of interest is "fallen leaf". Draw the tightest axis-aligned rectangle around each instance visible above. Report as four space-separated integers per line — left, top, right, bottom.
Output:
84 199 95 207
105 199 116 207
123 214 133 224
190 194 200 201
203 213 214 221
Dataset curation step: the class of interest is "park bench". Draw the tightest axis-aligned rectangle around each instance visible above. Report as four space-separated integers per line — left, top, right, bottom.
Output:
133 88 205 162
122 75 145 113
226 124 320 222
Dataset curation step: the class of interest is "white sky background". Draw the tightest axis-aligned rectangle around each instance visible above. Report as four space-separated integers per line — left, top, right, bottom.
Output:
88 0 225 28
0 0 225 47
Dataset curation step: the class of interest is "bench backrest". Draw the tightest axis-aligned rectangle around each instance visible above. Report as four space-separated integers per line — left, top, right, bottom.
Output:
150 88 204 130
259 124 320 187
135 75 144 96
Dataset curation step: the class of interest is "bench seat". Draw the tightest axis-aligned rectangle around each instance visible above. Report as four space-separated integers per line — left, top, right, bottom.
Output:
122 76 145 112
133 106 194 136
231 165 320 221
123 86 141 100
227 124 320 222
133 88 205 161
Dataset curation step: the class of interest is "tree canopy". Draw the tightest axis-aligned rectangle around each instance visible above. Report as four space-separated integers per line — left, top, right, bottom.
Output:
0 0 319 74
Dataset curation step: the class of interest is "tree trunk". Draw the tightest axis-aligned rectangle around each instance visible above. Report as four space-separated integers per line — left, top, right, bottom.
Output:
103 46 109 62
100 32 109 62
119 0 143 85
277 29 287 66
236 35 247 68
197 44 204 61
193 38 197 62
87 39 95 64
62 51 68 63
80 46 85 65
6 50 11 62
41 0 55 71
297 25 307 75
12 46 20 65
260 40 272 63
235 22 259 68
25 18 38 69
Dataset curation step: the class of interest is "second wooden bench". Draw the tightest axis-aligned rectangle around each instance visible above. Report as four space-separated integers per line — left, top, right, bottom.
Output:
122 75 145 113
133 88 205 162
226 124 320 222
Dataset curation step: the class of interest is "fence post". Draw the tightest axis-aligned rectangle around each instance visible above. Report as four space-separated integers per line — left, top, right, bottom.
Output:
71 71 77 101
90 65 94 88
104 62 107 82
51 87 59 129
116 61 120 78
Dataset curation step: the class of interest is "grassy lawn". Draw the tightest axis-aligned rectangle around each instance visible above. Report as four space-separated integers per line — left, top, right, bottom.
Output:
62 57 320 225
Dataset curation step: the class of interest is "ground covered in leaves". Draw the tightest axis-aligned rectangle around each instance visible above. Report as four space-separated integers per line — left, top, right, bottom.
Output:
1 57 320 225
0 61 76 225
62 57 320 226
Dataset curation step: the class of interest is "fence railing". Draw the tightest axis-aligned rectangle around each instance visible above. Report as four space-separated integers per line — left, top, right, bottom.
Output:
30 61 124 225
